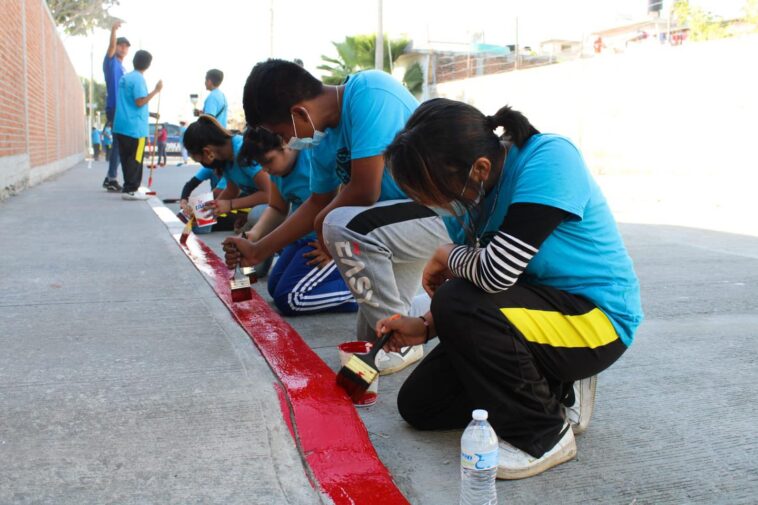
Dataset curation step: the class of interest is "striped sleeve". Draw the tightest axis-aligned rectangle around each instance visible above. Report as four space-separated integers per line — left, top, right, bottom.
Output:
447 203 570 293
448 232 538 293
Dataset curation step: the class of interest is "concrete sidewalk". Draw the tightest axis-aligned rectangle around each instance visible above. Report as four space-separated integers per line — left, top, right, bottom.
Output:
3 159 758 504
150 161 758 504
0 161 322 504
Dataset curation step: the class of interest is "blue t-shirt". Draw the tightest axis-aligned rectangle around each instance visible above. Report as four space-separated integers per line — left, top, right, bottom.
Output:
102 55 125 112
270 150 315 240
309 70 415 201
444 134 643 346
113 71 149 139
194 167 227 191
203 88 228 128
91 130 101 145
221 135 263 194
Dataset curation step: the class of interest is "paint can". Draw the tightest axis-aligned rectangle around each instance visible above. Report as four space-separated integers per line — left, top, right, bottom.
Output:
188 192 217 228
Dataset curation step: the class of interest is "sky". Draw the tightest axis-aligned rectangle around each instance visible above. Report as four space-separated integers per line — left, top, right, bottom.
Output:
61 0 746 124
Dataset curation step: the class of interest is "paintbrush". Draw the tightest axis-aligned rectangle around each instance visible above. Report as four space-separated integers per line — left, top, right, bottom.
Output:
179 216 194 244
229 263 253 302
336 315 400 402
240 266 258 284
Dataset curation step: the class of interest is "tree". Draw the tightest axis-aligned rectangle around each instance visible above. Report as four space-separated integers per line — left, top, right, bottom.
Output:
318 35 410 85
47 0 120 36
80 78 106 123
403 63 424 98
673 0 730 41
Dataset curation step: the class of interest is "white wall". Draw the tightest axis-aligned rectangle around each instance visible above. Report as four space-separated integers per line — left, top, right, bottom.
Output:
432 35 758 177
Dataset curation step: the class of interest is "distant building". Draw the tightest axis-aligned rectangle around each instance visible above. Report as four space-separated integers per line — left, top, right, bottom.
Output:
539 39 582 62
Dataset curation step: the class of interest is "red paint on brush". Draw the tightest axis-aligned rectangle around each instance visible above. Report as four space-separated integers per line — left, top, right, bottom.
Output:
172 233 409 505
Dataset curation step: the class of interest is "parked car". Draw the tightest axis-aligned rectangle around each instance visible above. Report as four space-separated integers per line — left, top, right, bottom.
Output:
146 122 183 156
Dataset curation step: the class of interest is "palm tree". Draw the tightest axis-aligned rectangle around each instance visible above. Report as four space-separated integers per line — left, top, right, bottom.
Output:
319 35 410 85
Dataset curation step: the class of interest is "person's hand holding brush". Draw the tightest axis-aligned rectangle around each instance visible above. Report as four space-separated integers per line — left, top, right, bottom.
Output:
375 313 435 353
222 235 268 268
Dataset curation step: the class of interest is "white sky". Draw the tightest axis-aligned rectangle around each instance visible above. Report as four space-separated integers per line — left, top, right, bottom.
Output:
61 0 745 123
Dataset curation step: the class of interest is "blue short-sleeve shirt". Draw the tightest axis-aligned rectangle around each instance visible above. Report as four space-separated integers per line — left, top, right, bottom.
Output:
203 88 228 128
309 71 416 201
271 150 315 240
113 71 149 139
444 134 644 346
220 135 263 194
102 55 125 112
194 166 227 191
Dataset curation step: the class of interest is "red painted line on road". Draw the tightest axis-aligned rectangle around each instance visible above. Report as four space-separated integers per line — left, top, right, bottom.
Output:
174 233 409 505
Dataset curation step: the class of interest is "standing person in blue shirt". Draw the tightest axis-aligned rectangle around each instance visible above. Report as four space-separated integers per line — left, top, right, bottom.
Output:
227 127 357 316
102 125 113 161
177 120 189 166
194 69 228 128
91 127 102 160
112 50 162 201
234 60 450 376
375 99 644 479
102 20 129 192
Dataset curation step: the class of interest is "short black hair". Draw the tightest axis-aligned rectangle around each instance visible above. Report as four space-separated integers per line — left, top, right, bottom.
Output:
133 50 152 71
237 127 283 166
182 115 232 155
206 69 224 86
243 59 323 126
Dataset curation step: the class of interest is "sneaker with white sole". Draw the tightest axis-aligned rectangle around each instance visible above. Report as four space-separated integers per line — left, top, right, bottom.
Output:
565 375 597 436
497 423 576 480
375 345 424 376
121 191 149 201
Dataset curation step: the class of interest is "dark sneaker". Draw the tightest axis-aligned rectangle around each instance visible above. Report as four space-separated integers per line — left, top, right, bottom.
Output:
102 177 110 189
106 180 122 192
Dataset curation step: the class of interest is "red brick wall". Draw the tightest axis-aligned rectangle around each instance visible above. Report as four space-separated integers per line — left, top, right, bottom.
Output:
0 0 85 168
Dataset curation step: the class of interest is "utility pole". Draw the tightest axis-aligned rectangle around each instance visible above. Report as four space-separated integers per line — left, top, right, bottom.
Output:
269 0 275 57
88 41 94 153
375 0 384 70
514 16 519 70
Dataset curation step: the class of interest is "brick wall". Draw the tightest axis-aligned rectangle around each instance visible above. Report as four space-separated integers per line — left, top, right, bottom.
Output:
0 0 85 199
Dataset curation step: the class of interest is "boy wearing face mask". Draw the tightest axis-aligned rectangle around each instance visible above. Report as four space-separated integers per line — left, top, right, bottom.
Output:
229 61 450 376
224 127 358 316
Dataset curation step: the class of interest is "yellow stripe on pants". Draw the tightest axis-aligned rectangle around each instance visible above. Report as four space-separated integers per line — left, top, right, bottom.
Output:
500 307 619 349
135 137 145 163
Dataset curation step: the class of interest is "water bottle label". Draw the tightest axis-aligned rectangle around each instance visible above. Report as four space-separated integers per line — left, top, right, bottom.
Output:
461 449 498 470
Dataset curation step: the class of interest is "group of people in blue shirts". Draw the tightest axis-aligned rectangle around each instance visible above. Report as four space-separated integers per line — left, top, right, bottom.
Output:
174 59 643 480
102 23 643 476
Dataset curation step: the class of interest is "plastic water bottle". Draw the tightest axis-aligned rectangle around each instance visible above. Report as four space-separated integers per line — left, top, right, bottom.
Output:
460 409 498 505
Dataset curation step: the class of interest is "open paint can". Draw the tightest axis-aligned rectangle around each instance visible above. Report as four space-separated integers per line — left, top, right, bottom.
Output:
338 341 379 407
188 192 217 228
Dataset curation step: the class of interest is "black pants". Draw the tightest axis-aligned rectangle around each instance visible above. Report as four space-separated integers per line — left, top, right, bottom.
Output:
93 144 100 160
115 134 145 193
104 145 111 161
398 279 627 458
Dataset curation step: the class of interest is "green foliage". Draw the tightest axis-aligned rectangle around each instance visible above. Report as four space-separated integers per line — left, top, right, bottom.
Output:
318 34 410 85
403 63 424 98
47 0 120 36
673 0 730 41
81 77 107 119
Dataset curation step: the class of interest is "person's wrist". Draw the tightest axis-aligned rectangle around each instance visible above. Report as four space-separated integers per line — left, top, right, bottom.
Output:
418 315 431 343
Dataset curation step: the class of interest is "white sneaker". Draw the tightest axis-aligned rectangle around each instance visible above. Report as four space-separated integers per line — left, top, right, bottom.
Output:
122 191 149 201
497 423 576 480
565 375 597 436
375 345 423 375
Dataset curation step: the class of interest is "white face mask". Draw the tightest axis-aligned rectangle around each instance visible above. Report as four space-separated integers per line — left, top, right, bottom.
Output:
430 200 468 218
287 109 326 150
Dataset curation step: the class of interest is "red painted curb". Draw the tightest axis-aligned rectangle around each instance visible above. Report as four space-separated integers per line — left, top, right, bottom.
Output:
175 233 409 505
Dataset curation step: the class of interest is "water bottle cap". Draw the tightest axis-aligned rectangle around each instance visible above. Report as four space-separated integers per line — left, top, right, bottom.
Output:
472 409 488 421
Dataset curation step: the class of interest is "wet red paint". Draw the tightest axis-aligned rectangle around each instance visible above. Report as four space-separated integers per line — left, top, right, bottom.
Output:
175 233 409 505
338 341 373 354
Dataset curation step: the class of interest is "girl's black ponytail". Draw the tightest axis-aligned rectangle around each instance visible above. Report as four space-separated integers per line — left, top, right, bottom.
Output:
486 105 539 148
